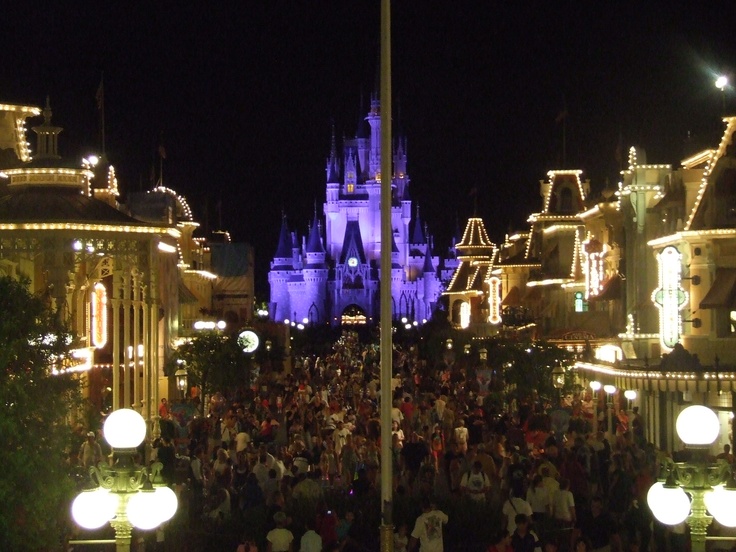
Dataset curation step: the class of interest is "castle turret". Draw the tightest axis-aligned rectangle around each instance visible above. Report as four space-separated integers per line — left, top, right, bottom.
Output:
411 205 426 245
393 136 409 200
302 213 329 323
269 215 294 322
366 95 381 180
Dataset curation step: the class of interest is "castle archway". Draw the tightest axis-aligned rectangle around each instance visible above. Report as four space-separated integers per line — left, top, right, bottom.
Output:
341 304 367 325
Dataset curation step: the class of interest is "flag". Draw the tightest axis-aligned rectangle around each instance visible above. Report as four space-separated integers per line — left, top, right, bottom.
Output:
95 78 104 111
468 187 478 197
158 144 167 160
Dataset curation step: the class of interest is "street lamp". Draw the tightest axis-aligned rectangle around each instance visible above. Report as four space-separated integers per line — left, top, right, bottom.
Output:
71 409 177 550
647 405 736 552
174 367 187 399
552 365 565 390
603 384 616 440
590 381 601 432
716 75 728 114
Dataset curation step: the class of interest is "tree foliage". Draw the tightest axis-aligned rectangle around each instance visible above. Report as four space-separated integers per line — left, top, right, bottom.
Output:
167 331 250 414
0 276 81 550
481 338 575 403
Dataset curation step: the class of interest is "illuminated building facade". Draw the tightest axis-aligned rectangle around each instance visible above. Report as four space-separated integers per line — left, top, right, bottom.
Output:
268 97 455 326
0 97 244 425
0 99 179 424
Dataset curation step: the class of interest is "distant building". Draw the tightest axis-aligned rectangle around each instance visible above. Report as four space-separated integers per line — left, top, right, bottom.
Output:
0 96 252 421
269 97 456 326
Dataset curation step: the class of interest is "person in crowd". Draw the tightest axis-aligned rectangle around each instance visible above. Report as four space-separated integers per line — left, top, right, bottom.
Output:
503 490 534 536
409 497 449 552
79 431 103 468
300 518 322 552
488 530 513 552
510 514 541 552
526 474 551 526
267 511 294 552
461 460 491 502
552 477 576 528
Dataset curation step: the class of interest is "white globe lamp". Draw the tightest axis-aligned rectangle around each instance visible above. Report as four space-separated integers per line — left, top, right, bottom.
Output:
71 488 119 529
153 485 178 523
676 405 720 446
705 485 736 527
126 490 162 530
104 408 147 449
647 481 691 525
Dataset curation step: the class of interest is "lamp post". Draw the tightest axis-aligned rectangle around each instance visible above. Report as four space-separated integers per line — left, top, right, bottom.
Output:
603 384 616 441
624 389 637 411
716 75 728 115
71 409 177 551
647 405 736 552
590 381 601 433
174 365 187 400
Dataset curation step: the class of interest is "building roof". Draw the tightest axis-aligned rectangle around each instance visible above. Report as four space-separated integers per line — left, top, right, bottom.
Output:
412 206 425 244
0 187 154 227
274 216 292 259
456 217 495 257
306 213 325 254
339 219 367 265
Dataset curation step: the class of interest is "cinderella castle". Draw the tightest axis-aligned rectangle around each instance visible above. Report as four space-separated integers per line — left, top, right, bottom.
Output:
269 96 457 326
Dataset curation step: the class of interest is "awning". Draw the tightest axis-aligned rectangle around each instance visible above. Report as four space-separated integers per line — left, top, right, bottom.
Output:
700 268 736 309
501 286 521 307
178 281 199 304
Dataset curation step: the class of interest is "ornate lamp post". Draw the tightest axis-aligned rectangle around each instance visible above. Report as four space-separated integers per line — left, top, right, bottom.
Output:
603 384 616 440
552 365 565 390
174 366 187 399
590 380 601 432
71 409 177 551
648 405 736 552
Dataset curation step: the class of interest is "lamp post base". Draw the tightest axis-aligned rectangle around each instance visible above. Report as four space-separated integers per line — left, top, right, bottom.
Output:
380 523 394 552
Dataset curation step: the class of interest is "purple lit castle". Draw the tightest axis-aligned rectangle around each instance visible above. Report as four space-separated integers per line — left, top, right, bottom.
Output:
269 97 456 326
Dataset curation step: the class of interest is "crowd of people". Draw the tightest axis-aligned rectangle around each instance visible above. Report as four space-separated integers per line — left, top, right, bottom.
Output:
137 331 731 552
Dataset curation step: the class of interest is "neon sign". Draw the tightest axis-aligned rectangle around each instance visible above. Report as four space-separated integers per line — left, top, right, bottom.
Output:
460 301 470 329
583 239 605 299
652 246 688 351
488 276 502 325
91 282 108 349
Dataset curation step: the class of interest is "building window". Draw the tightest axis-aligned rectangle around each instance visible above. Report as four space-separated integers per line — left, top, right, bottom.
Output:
574 291 588 313
347 183 354 193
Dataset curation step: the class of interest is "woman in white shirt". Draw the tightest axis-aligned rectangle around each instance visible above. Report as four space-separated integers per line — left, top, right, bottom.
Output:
526 474 551 525
552 477 576 527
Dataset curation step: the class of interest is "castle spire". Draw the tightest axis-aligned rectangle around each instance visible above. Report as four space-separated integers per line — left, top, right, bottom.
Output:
412 205 425 244
422 240 435 274
326 123 340 183
306 210 325 253
274 214 292 259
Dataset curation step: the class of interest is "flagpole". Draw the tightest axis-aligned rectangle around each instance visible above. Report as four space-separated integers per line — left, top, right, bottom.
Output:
379 0 394 549
97 73 106 158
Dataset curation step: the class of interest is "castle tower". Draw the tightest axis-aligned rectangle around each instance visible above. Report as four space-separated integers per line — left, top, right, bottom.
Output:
302 212 329 324
367 94 381 180
268 216 295 322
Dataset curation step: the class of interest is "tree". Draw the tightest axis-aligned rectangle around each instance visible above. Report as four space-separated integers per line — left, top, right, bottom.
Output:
480 337 574 405
0 276 81 550
167 331 250 415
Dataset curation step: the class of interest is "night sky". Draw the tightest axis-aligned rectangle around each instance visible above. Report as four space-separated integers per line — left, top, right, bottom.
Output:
3 2 736 297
